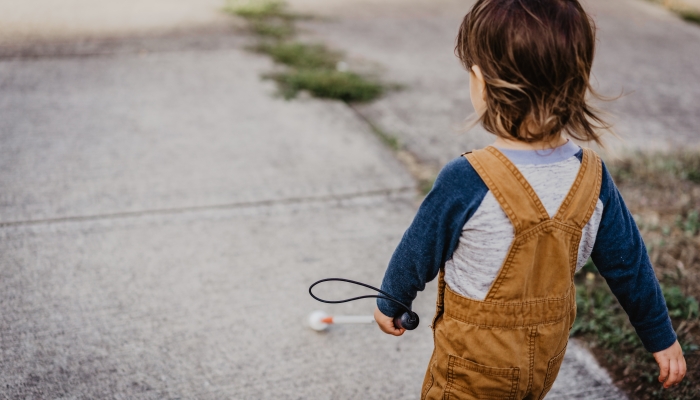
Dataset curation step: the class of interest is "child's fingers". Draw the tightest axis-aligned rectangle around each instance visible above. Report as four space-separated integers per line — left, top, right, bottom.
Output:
657 358 670 383
680 356 687 381
384 319 405 336
378 320 404 336
389 326 406 336
663 359 680 388
374 307 405 336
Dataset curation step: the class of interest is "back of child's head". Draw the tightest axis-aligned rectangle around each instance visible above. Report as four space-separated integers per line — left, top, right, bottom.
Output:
457 0 607 145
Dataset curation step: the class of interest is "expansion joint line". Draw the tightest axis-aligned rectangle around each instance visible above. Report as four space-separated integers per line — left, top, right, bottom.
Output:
0 187 413 228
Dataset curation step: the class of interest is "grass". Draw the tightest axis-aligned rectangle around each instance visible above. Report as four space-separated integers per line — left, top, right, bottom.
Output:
256 42 341 70
571 151 700 399
609 151 700 186
226 0 297 40
268 69 384 102
250 20 295 39
227 0 388 103
225 0 288 20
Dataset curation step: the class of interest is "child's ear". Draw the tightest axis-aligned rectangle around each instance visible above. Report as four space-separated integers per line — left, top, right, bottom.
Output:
469 65 487 115
470 65 485 82
470 65 486 94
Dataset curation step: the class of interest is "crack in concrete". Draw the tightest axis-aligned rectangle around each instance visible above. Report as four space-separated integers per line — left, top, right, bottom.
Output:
0 186 413 228
348 104 440 194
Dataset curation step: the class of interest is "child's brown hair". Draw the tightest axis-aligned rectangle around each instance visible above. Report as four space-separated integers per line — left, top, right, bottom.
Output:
456 0 608 145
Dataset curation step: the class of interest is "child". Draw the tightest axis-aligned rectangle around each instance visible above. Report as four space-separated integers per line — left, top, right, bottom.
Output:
373 0 687 398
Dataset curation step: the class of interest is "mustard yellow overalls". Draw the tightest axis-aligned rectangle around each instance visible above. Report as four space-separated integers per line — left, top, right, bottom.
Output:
421 146 602 400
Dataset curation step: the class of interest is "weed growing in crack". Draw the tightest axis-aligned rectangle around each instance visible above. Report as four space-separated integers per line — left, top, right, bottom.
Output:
266 70 383 102
226 0 297 40
226 0 288 19
256 42 341 70
250 20 295 39
228 0 387 103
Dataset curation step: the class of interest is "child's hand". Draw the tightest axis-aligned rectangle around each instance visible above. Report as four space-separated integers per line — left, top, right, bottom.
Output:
653 340 687 388
374 307 405 336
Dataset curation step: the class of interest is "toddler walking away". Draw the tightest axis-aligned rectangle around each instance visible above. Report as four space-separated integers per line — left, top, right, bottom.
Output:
373 0 687 398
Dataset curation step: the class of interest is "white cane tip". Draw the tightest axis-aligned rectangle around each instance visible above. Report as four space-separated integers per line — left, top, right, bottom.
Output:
308 310 330 331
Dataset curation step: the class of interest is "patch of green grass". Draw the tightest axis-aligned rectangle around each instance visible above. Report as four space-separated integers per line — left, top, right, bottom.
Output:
677 210 700 236
229 0 392 103
663 284 700 319
257 42 341 70
609 151 700 186
268 69 384 103
225 0 287 19
572 268 639 348
250 20 295 39
226 0 298 40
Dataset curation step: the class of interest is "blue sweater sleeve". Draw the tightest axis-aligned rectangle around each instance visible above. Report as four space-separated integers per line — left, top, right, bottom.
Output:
591 162 677 353
377 156 488 317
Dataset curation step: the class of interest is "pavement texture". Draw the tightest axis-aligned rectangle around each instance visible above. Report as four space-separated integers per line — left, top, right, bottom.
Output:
0 42 432 398
3 0 697 398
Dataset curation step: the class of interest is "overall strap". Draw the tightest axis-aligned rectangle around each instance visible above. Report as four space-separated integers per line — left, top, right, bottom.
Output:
465 146 549 234
553 148 603 228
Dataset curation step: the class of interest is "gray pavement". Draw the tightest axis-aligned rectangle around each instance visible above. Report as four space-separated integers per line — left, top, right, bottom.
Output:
4 0 695 397
0 42 433 398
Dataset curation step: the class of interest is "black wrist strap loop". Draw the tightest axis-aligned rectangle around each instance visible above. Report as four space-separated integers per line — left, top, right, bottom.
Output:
308 278 416 318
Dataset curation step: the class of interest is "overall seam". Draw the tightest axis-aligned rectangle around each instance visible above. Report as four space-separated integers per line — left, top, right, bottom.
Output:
445 356 456 399
569 233 582 279
447 282 576 306
445 312 573 329
444 302 576 328
527 327 538 394
515 221 581 242
509 369 520 400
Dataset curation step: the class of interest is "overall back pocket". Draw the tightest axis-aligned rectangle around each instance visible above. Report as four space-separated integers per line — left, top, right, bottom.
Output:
538 344 568 400
444 354 520 400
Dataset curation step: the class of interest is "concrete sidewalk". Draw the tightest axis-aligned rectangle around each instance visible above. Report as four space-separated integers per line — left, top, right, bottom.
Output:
0 39 435 398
